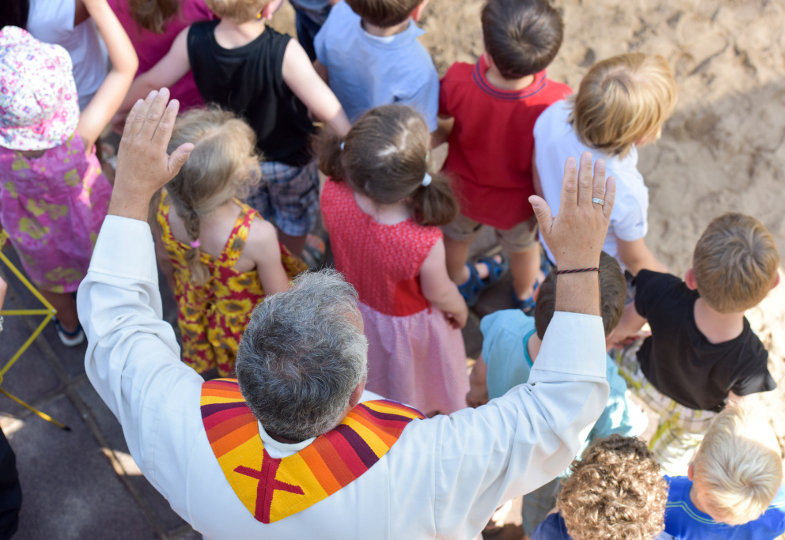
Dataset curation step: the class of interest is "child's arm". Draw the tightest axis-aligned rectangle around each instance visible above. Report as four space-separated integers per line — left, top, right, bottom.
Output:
420 238 469 329
617 238 667 275
466 355 489 408
76 0 138 149
282 39 351 137
431 116 454 148
116 28 191 120
606 302 648 350
247 217 290 296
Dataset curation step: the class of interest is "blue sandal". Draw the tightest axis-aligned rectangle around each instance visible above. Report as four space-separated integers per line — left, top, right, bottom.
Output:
513 280 540 316
458 254 509 307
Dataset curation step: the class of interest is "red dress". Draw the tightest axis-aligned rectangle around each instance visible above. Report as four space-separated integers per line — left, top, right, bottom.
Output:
321 180 468 415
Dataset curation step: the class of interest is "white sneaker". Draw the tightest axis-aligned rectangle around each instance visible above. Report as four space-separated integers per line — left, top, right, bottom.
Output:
54 319 85 347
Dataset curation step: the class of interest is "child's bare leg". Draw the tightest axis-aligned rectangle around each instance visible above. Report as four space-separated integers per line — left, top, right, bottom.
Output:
277 230 307 257
466 355 489 407
41 290 78 331
444 234 472 284
510 243 541 300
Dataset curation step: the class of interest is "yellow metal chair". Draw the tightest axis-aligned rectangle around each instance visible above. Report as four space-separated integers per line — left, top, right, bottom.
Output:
0 230 69 430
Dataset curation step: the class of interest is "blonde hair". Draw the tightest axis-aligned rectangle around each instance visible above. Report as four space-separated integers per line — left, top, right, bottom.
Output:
693 213 779 313
203 0 270 22
559 435 667 540
569 53 677 157
692 404 782 525
164 106 262 284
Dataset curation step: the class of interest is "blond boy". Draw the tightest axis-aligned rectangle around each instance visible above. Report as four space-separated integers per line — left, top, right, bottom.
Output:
613 213 779 475
664 405 785 539
533 53 677 274
119 0 351 256
313 0 438 129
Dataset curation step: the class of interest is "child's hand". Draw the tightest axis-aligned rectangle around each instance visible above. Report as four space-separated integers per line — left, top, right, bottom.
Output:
444 303 468 329
109 89 193 221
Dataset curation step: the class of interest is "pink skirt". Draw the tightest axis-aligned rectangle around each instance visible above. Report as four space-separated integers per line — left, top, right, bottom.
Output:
360 302 469 416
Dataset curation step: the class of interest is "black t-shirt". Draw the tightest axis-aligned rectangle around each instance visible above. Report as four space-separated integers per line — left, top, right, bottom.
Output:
187 21 315 166
635 270 775 411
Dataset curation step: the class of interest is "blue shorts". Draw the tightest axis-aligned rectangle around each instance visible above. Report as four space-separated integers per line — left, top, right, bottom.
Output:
247 160 319 237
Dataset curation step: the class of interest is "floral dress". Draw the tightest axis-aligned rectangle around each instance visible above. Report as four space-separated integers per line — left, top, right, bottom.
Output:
157 190 306 376
0 134 111 292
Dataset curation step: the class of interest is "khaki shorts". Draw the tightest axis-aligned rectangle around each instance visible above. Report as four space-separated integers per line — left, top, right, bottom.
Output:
442 214 538 253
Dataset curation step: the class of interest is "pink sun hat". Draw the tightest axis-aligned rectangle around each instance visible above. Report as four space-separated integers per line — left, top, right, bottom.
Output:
0 26 79 151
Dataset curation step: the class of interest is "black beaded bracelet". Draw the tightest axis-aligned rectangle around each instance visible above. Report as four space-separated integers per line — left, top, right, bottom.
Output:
553 267 600 275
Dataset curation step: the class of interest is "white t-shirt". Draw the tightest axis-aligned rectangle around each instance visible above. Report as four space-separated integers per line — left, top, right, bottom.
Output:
533 100 649 268
27 0 108 109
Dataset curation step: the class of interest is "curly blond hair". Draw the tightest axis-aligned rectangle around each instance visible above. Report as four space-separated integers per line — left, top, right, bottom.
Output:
558 435 667 540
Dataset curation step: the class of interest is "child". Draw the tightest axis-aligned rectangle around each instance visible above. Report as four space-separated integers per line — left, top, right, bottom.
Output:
24 0 109 109
319 105 469 415
0 10 137 346
289 0 335 60
438 0 571 310
613 213 779 476
119 0 351 256
468 252 649 537
154 107 306 377
313 0 439 131
664 404 785 539
533 52 677 275
533 435 671 540
108 0 214 111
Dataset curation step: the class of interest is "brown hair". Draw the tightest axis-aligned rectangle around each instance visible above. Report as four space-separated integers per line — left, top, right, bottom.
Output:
693 213 779 313
535 252 626 339
481 0 563 80
559 435 668 540
345 0 422 28
164 106 262 284
570 53 678 157
317 105 458 226
129 0 180 34
203 0 271 23
692 404 783 525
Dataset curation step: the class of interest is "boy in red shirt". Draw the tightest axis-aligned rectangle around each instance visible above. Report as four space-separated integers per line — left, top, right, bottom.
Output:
437 0 571 310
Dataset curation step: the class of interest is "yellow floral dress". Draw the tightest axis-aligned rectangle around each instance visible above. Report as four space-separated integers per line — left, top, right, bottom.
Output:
157 191 306 376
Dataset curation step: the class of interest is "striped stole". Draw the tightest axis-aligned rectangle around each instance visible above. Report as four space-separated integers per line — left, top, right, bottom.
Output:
200 379 424 523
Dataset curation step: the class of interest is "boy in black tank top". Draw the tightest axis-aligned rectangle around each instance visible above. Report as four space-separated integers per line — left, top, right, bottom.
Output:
118 0 351 256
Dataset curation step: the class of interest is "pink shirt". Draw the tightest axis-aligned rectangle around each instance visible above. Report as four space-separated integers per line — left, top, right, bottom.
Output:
108 0 214 110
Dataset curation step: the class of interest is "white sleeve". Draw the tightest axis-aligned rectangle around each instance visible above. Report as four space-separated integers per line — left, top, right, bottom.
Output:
390 312 609 538
610 192 648 241
77 216 205 487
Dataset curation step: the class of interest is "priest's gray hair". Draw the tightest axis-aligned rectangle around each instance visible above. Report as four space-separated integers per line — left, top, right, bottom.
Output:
236 269 368 442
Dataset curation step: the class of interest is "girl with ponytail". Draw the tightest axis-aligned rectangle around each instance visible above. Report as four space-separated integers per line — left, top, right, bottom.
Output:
319 105 469 415
154 106 305 377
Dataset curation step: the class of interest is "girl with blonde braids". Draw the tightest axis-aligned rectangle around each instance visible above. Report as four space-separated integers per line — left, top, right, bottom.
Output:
154 106 306 376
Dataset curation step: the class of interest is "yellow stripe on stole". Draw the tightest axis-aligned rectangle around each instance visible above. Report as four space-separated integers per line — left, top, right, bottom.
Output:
269 453 329 523
216 432 263 518
342 416 390 457
364 401 421 418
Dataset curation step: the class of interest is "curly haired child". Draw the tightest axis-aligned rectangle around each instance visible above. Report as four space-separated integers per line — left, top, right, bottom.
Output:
533 435 670 540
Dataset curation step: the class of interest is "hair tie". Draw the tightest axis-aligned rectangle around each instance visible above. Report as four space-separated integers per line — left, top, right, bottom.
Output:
340 141 345 151
190 239 200 248
421 172 432 187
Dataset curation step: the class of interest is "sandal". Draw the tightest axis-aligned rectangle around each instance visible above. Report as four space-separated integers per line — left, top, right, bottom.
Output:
458 254 509 307
513 279 540 316
301 232 328 269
